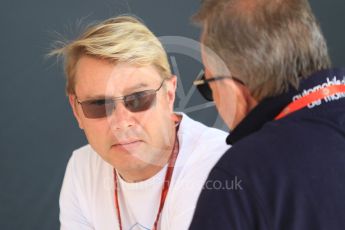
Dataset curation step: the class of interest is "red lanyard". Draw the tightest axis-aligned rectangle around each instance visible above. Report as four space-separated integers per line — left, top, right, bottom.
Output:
113 130 180 230
275 84 345 120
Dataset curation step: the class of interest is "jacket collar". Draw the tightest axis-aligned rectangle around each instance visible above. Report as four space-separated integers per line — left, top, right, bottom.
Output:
226 68 345 145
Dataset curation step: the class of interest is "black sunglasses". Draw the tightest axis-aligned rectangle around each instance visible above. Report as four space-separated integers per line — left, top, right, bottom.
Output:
76 80 165 119
193 71 244 101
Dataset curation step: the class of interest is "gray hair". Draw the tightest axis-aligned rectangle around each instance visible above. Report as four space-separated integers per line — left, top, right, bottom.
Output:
193 0 331 100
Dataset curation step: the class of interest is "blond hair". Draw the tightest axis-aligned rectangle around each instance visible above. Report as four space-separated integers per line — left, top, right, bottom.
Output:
193 0 331 100
50 15 171 95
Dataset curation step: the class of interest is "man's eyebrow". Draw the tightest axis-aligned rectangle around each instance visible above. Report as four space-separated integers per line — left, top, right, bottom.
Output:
124 82 150 93
81 83 151 100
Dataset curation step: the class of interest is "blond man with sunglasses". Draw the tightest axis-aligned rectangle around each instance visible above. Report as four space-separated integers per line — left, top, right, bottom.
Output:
51 16 228 230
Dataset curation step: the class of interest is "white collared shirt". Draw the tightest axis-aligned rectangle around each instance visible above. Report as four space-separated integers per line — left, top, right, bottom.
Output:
60 113 229 230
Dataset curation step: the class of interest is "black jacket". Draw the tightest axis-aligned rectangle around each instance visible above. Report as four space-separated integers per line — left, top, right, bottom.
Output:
189 68 345 230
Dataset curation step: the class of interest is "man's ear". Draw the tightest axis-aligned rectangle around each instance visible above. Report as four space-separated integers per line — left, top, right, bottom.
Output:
165 75 177 111
68 94 84 129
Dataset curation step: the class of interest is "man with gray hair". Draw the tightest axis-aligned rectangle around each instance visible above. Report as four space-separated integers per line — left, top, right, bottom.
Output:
189 0 345 229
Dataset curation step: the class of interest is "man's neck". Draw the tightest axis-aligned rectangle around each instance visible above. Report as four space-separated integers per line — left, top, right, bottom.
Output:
118 163 168 183
231 84 258 129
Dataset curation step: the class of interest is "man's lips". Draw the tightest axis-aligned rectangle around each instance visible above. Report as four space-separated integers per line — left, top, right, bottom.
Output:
113 140 141 146
112 140 143 150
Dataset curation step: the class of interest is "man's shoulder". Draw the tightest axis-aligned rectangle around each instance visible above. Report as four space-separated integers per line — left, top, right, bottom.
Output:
179 113 229 154
175 113 230 171
178 112 228 144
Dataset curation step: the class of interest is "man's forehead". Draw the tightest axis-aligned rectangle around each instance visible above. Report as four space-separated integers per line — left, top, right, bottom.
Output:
105 67 162 93
75 57 162 98
75 57 160 81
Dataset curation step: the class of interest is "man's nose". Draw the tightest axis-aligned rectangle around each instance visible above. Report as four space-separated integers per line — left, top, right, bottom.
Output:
108 102 135 130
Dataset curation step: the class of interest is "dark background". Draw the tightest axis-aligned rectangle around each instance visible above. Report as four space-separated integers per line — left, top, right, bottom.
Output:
0 0 344 229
